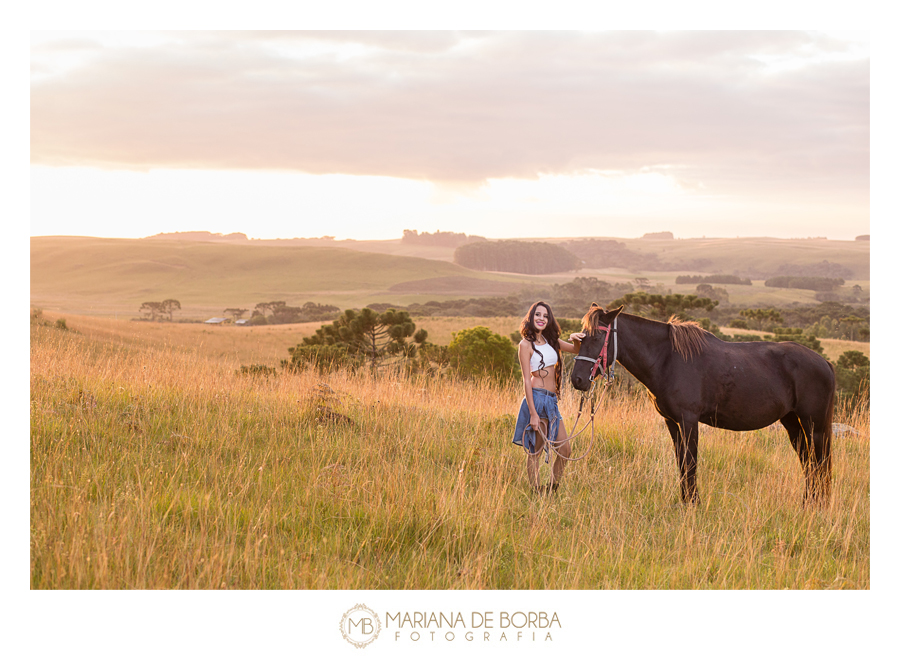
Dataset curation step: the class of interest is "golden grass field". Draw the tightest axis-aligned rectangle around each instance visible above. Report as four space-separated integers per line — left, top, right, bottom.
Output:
31 312 869 589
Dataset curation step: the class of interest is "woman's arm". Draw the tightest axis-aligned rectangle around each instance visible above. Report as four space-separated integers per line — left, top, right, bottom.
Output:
517 340 541 429
559 332 586 354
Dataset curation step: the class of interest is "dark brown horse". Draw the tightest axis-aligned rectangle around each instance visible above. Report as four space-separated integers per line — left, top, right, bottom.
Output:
571 304 836 504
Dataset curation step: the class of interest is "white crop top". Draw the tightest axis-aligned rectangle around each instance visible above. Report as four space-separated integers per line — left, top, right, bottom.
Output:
530 341 558 372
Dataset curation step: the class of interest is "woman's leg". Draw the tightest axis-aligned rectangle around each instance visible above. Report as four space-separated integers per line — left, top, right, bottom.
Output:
550 419 571 485
526 420 548 489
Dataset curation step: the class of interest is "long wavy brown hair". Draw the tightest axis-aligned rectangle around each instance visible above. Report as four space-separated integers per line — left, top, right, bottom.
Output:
520 300 562 390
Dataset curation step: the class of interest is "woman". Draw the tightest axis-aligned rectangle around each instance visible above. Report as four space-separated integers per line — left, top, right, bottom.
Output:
512 301 585 493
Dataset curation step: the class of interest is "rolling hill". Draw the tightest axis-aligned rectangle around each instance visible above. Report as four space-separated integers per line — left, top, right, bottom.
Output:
31 234 870 319
30 236 528 317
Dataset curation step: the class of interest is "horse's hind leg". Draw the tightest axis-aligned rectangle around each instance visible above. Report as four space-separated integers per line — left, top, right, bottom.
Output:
780 413 818 503
809 422 832 502
665 418 700 504
799 411 832 502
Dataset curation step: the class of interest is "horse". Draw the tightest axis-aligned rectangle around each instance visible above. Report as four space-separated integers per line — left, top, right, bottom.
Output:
571 304 836 505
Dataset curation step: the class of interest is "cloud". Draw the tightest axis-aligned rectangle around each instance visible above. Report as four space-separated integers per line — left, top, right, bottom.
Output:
30 31 868 199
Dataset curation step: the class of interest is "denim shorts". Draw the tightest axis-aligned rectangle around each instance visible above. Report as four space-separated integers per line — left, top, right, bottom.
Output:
512 388 562 461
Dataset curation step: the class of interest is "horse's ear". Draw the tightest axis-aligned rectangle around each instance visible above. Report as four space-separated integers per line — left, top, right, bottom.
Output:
608 305 625 319
590 302 600 309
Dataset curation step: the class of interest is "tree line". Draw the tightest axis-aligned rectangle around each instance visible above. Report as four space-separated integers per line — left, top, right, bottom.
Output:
402 229 486 247
764 276 846 292
454 240 580 274
136 299 340 324
137 282 867 344
246 301 340 325
138 299 181 321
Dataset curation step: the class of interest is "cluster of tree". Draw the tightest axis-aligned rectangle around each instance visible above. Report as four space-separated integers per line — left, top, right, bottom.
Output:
764 276 845 291
139 299 181 321
773 259 855 279
401 229 486 247
724 302 870 343
834 351 869 404
445 326 518 382
558 239 663 271
724 305 868 342
675 274 752 285
282 308 519 382
807 314 868 342
454 240 580 274
366 296 526 318
731 308 784 331
777 301 868 329
814 287 868 303
736 259 857 281
284 308 422 372
248 301 340 325
693 284 728 303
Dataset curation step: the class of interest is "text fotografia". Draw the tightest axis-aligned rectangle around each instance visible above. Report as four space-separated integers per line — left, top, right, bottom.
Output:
387 611 561 642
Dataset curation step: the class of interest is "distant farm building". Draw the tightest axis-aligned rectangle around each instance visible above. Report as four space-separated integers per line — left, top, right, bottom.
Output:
204 317 228 325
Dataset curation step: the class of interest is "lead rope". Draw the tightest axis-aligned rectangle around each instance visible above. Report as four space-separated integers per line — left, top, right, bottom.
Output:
523 373 610 464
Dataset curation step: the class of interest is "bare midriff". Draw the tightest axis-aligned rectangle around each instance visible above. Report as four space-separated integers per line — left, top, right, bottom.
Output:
530 365 558 394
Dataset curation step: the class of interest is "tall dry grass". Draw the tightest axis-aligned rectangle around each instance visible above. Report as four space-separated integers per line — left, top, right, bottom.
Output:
30 315 869 589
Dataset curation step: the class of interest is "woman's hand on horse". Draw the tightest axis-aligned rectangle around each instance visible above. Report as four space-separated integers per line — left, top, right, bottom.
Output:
570 332 585 343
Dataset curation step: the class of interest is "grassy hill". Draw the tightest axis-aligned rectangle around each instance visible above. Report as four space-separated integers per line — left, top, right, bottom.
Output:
336 235 870 279
31 235 870 318
30 237 528 317
621 236 870 279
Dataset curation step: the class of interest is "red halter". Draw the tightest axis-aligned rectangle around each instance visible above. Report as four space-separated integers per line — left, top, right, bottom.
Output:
574 319 617 382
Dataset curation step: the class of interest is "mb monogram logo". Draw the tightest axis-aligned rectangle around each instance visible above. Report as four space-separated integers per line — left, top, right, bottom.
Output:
340 604 382 648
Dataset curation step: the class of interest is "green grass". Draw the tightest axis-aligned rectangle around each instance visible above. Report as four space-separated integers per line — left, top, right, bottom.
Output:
31 316 870 589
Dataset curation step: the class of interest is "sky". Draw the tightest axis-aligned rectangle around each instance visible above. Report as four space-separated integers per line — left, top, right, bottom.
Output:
30 29 870 241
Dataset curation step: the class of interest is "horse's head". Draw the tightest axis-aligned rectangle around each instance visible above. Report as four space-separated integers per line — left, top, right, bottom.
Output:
571 303 624 391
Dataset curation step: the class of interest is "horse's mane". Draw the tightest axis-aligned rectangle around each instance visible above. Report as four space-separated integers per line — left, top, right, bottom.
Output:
582 308 710 359
580 306 607 336
667 316 709 360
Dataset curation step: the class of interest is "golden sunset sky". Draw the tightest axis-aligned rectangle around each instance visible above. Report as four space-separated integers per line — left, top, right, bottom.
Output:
30 29 870 241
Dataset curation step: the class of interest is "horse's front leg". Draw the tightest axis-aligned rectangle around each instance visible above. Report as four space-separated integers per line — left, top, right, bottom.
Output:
665 418 700 504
